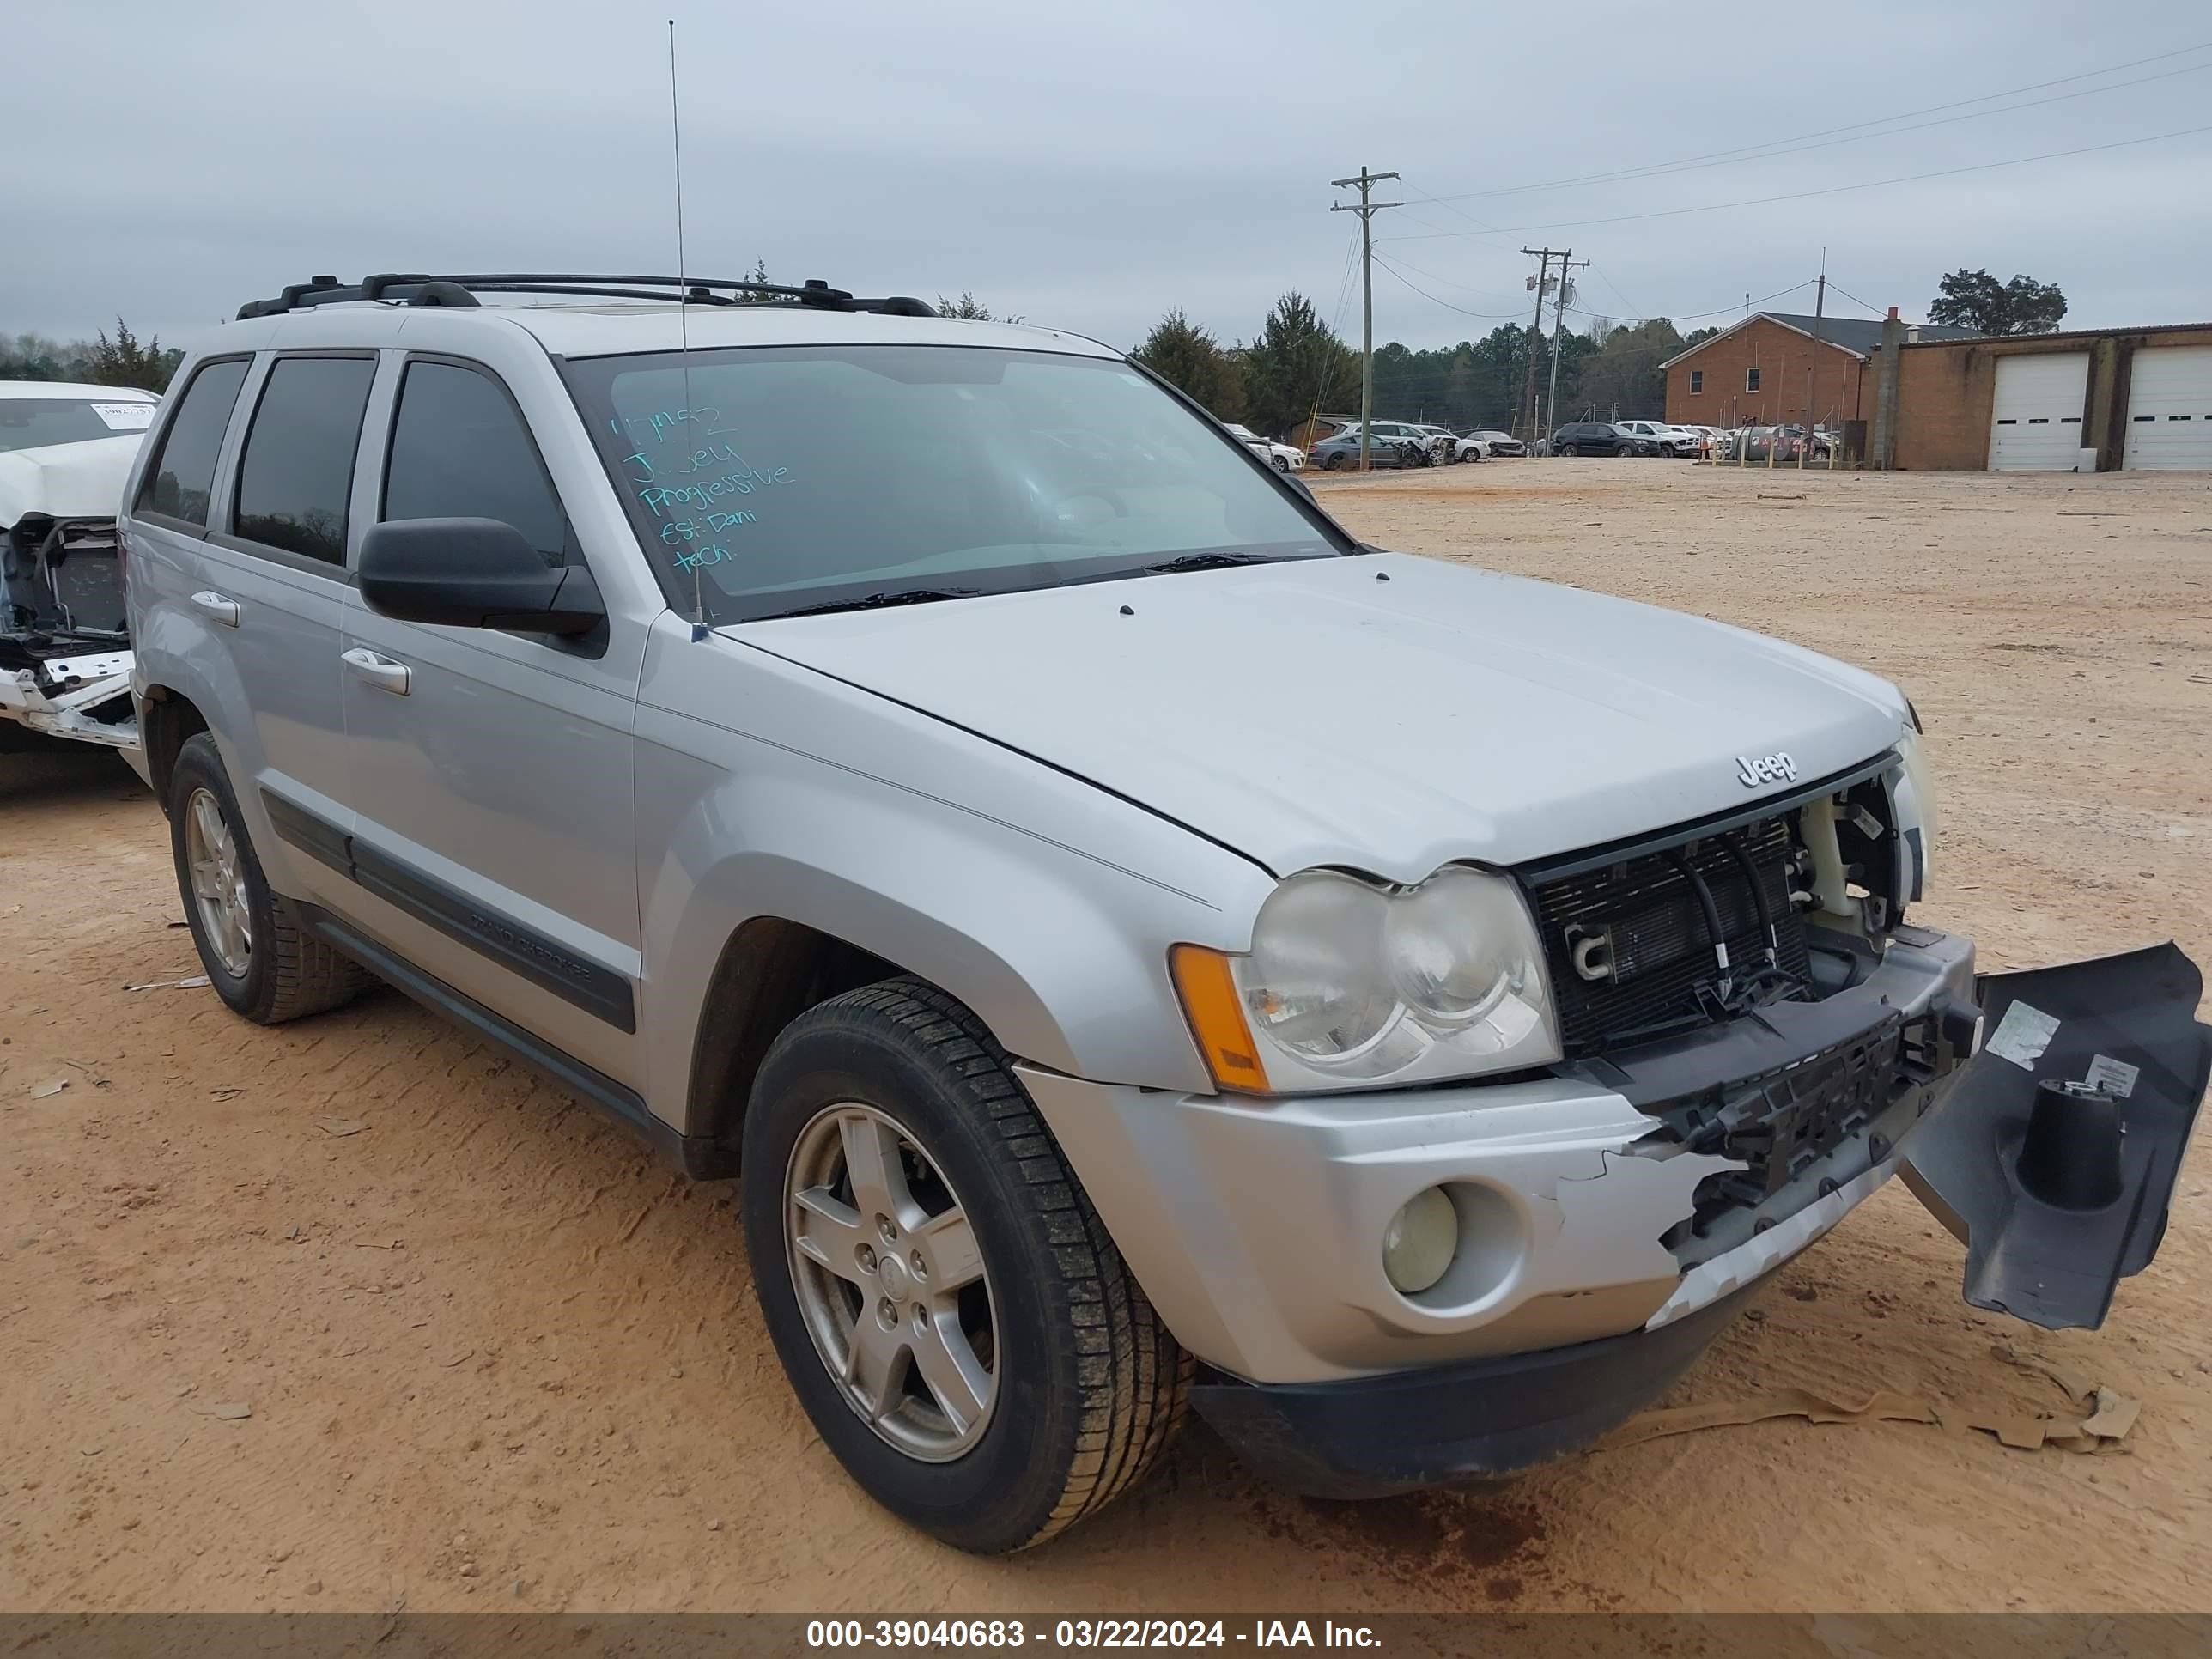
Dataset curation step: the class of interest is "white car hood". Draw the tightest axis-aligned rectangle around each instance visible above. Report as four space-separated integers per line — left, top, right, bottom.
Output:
735 551 1908 880
0 435 145 529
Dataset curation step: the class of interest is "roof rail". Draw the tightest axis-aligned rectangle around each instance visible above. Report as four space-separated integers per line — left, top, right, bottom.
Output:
235 273 939 320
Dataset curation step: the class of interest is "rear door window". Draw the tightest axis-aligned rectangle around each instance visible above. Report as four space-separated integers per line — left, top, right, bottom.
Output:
380 360 568 566
231 356 377 565
135 359 251 527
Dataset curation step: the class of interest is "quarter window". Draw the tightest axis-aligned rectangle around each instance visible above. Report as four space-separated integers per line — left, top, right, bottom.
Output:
1745 367 1762 392
136 358 251 527
233 357 377 564
381 362 568 565
1689 369 1704 394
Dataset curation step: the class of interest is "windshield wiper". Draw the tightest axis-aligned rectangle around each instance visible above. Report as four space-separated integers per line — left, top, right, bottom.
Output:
753 586 983 621
1139 550 1282 575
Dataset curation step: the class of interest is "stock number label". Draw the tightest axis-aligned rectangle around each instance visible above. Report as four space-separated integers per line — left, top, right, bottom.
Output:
807 1619 1233 1648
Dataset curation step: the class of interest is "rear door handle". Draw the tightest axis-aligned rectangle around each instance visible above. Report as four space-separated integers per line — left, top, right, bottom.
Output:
341 647 411 696
190 590 240 627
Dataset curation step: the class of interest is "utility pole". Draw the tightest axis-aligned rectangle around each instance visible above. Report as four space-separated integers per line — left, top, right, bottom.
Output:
1332 166 1401 470
1522 243 1575 444
1544 252 1589 443
1518 249 1555 443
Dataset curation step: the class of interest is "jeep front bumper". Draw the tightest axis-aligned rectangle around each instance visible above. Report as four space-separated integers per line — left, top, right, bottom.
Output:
1018 930 2207 1497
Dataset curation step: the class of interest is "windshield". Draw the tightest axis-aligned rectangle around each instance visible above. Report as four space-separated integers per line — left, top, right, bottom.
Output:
564 344 1341 623
0 397 155 454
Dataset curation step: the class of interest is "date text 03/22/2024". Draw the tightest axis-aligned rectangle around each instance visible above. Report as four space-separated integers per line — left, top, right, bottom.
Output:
805 1619 1382 1649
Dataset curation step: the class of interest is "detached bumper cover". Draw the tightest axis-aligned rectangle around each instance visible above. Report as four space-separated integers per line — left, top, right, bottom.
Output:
1902 942 2209 1330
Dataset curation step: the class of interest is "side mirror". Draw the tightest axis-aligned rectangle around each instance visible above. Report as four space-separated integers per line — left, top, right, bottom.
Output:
358 518 604 636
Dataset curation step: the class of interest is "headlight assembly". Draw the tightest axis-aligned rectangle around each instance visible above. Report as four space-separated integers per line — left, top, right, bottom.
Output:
1172 866 1561 1094
1895 718 1939 900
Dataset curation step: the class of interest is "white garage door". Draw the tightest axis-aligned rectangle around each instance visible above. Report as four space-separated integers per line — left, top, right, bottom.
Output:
2123 345 2212 471
1990 352 2089 470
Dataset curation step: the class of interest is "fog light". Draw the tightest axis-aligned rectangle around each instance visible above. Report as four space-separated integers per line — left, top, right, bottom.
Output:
1382 1187 1458 1296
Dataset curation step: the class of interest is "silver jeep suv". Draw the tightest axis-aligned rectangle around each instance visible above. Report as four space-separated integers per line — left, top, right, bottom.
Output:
120 273 2207 1553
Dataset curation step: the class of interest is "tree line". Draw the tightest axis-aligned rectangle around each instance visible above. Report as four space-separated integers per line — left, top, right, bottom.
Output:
1133 295 1718 437
1131 266 2063 437
1 320 183 392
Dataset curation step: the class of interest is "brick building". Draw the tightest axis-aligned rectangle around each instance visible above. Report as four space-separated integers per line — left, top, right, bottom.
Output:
1871 321 2212 471
1662 312 1974 428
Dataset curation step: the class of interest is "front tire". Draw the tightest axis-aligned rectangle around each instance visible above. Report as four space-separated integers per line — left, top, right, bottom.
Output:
743 979 1189 1553
1273 454 1291 472
167 732 367 1024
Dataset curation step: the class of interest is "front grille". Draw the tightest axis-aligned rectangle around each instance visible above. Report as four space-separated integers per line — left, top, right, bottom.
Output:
1528 816 1808 1054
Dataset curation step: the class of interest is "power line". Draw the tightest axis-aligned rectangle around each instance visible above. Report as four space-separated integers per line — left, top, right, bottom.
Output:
1822 280 1890 319
1407 38 2212 207
1371 253 1529 320
1382 252 1825 332
1389 174 1521 253
1587 264 1644 323
1565 276 1822 325
1387 120 2212 240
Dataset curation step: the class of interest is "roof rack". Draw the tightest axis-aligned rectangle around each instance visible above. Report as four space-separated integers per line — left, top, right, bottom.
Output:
234 273 939 321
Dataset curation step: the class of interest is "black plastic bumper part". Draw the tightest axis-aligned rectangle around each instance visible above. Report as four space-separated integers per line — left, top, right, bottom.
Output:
1189 1283 1757 1500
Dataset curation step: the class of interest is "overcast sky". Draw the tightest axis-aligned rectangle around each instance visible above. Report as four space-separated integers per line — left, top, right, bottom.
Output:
9 1 2209 356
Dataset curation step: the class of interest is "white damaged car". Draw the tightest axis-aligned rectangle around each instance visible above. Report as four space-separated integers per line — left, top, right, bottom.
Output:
1 380 155 757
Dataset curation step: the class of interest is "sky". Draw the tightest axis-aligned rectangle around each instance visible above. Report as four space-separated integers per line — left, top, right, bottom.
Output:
9 0 2209 356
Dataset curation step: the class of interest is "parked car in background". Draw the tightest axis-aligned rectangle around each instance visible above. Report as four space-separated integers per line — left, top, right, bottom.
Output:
1617 421 1707 457
1310 428 1415 470
1550 420 1647 457
2 380 158 757
1367 421 1452 465
1617 420 1677 456
1224 422 1305 472
1466 428 1526 457
1407 423 1484 464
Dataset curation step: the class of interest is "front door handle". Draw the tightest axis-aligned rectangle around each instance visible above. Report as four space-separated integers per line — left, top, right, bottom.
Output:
341 647 411 696
190 590 240 627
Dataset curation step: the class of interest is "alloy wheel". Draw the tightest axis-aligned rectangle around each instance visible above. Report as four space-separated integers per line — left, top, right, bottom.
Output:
185 786 252 977
784 1102 999 1462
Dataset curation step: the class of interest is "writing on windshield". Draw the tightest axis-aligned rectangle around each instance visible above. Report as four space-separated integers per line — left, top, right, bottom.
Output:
611 406 796 574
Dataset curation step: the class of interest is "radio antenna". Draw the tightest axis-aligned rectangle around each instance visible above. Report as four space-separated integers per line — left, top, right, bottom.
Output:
668 17 708 641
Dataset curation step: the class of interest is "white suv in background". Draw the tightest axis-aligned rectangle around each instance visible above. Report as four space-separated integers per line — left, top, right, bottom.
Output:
1223 423 1304 471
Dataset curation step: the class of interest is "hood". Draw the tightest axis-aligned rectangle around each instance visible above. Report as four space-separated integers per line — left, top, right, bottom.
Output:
0 434 146 529
733 552 1909 881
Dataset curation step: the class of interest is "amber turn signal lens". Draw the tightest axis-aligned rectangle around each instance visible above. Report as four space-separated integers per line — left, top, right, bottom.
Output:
1170 944 1269 1094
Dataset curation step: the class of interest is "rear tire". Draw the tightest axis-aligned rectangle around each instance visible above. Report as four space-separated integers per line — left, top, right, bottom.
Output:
743 977 1189 1553
167 732 368 1024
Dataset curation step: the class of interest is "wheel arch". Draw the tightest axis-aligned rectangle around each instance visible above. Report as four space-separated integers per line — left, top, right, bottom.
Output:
684 915 905 1172
139 684 210 814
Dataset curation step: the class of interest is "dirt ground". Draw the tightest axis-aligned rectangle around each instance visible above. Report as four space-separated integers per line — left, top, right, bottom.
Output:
4 461 2209 1615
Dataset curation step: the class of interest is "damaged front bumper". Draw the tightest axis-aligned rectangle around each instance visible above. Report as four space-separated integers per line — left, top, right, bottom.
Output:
1018 928 2207 1498
0 638 140 755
